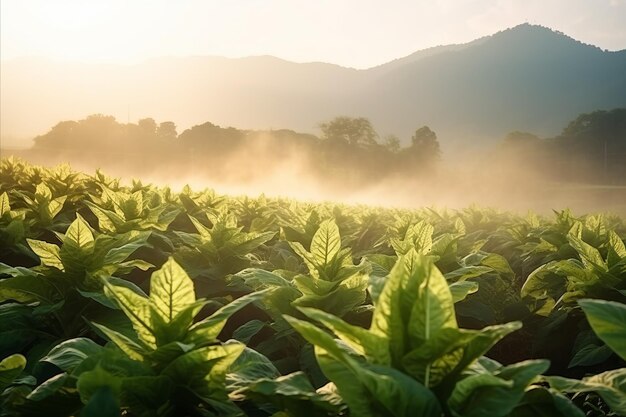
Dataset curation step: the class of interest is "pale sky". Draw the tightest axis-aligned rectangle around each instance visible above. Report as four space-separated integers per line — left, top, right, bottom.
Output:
1 0 626 69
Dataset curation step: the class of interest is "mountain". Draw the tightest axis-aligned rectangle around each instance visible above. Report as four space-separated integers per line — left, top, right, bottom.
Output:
1 24 625 151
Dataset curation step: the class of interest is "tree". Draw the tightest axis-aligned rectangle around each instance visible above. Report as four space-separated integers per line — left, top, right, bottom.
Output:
410 126 440 160
138 118 157 135
157 121 178 140
383 134 401 153
319 116 379 147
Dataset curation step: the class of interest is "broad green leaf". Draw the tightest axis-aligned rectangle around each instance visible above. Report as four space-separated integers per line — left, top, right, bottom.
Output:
567 235 606 271
449 373 513 411
449 360 549 417
91 322 146 361
102 232 150 265
545 369 626 415
103 282 156 348
0 353 26 391
407 254 457 352
26 373 70 401
578 299 626 361
64 214 95 253
289 241 318 278
450 281 479 303
35 182 52 199
41 338 103 372
299 307 390 365
410 220 434 254
162 343 245 396
509 387 585 417
27 239 64 271
568 343 613 368
84 201 120 234
0 192 10 217
226 343 279 392
0 272 58 304
286 315 441 417
441 321 523 387
607 231 626 267
236 372 343 416
347 361 441 417
149 258 195 322
310 220 341 267
189 290 269 344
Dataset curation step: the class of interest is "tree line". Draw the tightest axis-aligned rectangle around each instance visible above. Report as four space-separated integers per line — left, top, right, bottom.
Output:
31 115 442 186
496 108 626 184
28 108 626 185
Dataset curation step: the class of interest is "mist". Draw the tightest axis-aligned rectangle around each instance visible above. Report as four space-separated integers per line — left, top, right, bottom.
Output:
4 129 625 216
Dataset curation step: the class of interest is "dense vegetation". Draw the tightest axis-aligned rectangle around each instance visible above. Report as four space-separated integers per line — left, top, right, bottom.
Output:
0 157 625 416
20 108 626 186
497 108 626 184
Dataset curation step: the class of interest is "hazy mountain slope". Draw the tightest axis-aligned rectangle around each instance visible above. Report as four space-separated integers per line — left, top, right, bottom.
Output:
363 24 626 146
1 24 625 151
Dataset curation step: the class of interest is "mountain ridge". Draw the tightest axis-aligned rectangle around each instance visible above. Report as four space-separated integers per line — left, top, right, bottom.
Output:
1 23 625 151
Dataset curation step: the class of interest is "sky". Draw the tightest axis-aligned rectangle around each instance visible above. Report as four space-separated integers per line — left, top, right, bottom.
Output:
1 0 626 68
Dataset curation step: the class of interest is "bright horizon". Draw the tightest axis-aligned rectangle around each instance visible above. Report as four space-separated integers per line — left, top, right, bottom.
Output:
2 0 626 69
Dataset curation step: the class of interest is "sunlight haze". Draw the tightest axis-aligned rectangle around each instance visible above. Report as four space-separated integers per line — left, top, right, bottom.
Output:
2 0 625 68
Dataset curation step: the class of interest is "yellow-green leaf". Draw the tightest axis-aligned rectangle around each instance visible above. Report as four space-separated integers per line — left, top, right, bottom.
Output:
310 220 341 267
150 258 195 322
65 213 95 253
27 239 64 271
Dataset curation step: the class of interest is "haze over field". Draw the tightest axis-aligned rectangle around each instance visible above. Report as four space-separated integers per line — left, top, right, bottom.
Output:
1 0 625 213
2 24 626 150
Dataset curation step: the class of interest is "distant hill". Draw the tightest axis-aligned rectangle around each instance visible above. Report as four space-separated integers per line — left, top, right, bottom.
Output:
1 24 625 151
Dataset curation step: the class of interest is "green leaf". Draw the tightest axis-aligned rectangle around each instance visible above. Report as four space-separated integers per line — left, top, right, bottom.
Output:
162 343 245 397
90 322 146 361
237 372 343 416
568 343 613 368
26 372 70 401
449 373 513 411
77 366 122 404
0 192 11 217
41 338 104 372
450 281 479 303
226 343 279 393
310 220 341 267
607 231 626 267
407 254 457 350
578 299 626 361
449 360 550 417
27 239 64 271
64 213 95 253
369 251 411 367
104 280 156 348
80 386 121 417
102 232 150 265
510 387 585 417
286 315 441 417
0 271 58 304
299 307 390 365
149 257 196 322
189 290 269 344
567 235 606 271
0 353 27 391
545 369 626 415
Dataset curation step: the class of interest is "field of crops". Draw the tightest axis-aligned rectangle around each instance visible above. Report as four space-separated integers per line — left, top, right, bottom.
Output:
0 157 625 417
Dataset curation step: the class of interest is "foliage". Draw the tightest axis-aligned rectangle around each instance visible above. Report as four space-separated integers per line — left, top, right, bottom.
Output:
0 158 625 416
